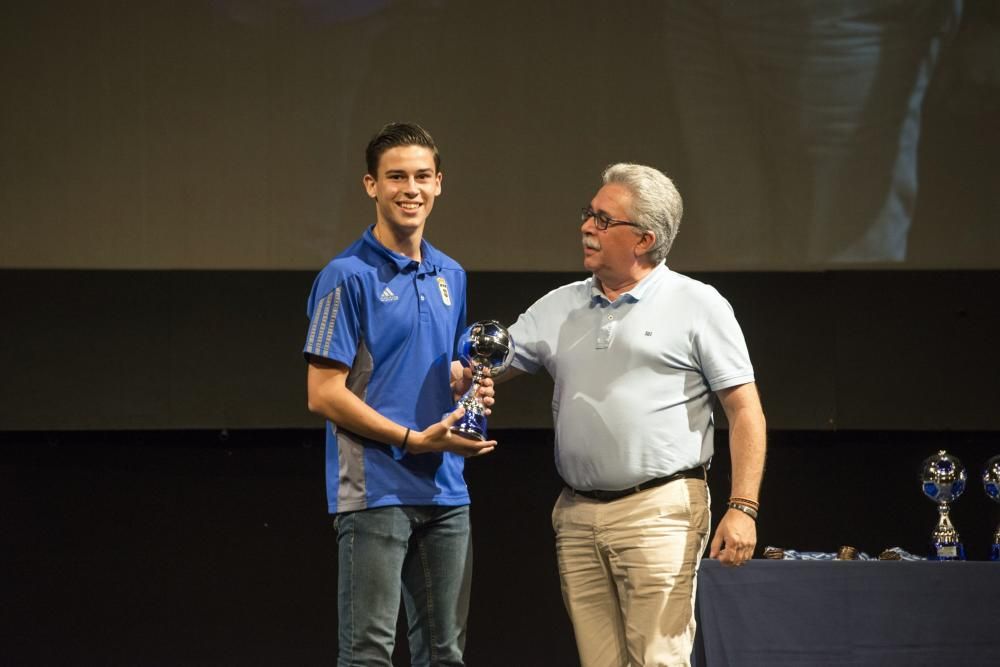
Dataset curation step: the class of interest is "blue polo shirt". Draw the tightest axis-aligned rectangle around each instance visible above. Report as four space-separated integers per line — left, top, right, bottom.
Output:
304 226 469 513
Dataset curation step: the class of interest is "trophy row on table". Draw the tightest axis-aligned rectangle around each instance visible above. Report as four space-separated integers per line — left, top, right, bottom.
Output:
921 450 1000 561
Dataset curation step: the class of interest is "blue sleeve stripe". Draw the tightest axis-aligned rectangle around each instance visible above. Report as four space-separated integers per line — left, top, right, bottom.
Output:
321 287 342 357
306 287 341 357
305 291 329 353
314 291 333 353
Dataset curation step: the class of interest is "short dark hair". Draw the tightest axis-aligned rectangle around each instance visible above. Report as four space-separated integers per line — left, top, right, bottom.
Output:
365 122 441 176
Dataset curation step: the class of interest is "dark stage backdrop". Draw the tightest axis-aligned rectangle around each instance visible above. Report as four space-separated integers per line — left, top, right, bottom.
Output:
2 269 998 432
4 428 999 666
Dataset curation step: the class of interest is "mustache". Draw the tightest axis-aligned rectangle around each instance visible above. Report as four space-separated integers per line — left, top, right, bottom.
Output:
582 237 601 250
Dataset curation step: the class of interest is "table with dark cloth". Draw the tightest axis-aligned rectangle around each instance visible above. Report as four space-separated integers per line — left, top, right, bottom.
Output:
692 559 1000 666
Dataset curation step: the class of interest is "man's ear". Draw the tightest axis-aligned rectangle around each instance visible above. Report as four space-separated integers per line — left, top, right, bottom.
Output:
363 173 377 199
635 230 657 257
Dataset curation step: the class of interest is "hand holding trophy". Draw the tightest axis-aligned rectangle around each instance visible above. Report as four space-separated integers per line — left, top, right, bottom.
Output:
451 320 515 441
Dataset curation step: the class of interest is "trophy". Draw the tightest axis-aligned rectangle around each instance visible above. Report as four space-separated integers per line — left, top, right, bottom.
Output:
982 455 1000 561
920 450 967 561
450 320 515 441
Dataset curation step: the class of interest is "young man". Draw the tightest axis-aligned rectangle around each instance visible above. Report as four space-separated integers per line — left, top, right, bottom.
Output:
503 163 767 666
304 122 494 666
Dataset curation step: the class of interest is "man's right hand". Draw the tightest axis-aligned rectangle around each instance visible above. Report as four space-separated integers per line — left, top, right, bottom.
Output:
407 406 497 457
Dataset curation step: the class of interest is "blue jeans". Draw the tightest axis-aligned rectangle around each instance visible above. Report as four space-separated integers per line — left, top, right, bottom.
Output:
334 505 472 667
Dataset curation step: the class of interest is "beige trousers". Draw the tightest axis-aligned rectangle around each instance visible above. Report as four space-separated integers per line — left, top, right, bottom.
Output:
551 479 710 667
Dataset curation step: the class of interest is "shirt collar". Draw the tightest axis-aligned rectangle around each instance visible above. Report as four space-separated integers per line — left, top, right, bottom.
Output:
363 225 439 276
589 261 667 304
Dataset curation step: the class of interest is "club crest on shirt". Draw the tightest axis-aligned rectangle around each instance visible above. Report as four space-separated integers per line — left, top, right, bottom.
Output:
436 276 452 306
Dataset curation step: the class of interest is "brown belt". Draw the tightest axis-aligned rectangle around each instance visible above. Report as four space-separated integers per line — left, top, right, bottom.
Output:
567 465 706 502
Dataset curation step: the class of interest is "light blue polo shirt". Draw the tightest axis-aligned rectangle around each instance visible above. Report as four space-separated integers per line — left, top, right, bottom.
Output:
509 262 755 491
304 226 469 513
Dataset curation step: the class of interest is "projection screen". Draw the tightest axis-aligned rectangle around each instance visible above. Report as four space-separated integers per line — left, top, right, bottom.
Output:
2 0 997 272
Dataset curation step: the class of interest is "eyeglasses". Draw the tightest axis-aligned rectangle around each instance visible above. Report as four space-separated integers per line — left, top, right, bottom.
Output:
580 206 642 231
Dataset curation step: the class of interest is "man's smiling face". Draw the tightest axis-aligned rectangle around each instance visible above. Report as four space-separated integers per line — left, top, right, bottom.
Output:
364 145 442 236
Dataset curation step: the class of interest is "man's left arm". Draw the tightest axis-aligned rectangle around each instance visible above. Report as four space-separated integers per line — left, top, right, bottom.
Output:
709 382 767 567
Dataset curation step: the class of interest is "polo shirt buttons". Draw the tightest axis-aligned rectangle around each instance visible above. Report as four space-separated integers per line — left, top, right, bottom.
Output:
597 315 616 349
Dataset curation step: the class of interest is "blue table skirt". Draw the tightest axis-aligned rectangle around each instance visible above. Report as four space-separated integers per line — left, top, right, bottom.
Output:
693 559 1000 666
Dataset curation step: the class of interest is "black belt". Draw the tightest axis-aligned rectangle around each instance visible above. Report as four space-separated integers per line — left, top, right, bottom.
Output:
567 466 706 502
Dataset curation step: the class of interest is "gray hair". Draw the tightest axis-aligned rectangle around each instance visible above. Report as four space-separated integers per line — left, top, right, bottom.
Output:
602 163 683 263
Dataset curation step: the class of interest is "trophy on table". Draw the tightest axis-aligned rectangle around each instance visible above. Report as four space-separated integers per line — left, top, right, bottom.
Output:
450 320 515 441
982 455 1000 561
920 450 967 561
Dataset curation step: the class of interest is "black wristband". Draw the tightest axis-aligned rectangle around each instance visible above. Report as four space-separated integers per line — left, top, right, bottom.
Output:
401 427 411 451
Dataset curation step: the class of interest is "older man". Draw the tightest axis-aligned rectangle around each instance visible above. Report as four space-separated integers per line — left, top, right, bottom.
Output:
504 163 766 666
